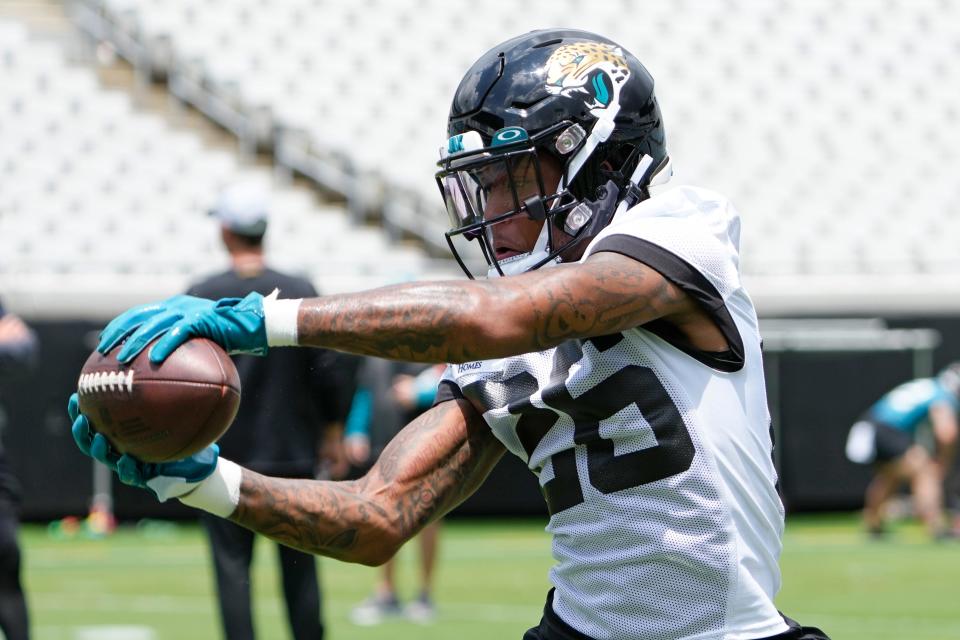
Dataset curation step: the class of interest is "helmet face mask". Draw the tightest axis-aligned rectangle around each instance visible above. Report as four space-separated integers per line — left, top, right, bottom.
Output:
436 29 669 279
437 123 583 278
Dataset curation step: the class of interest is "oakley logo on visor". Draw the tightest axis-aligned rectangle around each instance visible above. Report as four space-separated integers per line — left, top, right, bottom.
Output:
491 127 529 147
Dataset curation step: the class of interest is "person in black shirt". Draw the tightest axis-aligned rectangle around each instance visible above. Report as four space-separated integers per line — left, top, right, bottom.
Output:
0 299 35 640
188 184 350 640
345 359 446 625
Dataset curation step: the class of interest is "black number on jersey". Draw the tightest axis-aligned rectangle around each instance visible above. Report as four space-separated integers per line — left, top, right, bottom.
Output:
509 364 694 515
460 339 695 516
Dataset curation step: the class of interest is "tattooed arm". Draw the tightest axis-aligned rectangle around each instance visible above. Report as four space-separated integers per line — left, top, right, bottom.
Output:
230 398 504 565
295 251 723 363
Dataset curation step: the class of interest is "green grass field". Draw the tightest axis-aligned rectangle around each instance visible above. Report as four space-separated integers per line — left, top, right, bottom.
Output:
20 514 960 640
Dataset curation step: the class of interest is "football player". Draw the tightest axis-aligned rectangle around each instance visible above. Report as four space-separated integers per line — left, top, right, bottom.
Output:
69 30 829 640
845 363 960 539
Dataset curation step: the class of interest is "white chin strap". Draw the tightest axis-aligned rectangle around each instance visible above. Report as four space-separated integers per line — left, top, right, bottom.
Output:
648 157 674 191
486 155 674 279
488 114 618 279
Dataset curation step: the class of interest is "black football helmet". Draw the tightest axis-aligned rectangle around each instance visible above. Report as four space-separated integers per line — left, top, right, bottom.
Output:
436 28 669 278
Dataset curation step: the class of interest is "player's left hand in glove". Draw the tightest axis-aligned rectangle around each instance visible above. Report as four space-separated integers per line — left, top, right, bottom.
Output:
68 393 242 516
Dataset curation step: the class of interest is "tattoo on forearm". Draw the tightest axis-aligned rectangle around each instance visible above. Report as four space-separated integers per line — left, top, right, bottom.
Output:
231 473 378 560
231 401 503 563
296 252 687 363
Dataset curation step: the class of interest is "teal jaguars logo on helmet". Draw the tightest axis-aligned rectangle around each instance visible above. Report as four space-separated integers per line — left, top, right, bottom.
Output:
544 41 631 116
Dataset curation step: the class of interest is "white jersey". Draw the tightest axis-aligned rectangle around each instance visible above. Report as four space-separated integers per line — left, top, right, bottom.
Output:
438 185 788 640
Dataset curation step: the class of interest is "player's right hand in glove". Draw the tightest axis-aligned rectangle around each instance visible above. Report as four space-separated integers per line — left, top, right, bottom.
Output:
68 394 241 516
97 292 272 364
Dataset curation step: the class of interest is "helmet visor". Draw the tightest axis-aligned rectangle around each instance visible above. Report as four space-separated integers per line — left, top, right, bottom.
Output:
439 150 541 227
440 170 483 233
435 125 577 278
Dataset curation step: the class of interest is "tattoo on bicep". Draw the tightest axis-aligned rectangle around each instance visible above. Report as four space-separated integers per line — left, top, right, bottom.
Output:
522 255 684 348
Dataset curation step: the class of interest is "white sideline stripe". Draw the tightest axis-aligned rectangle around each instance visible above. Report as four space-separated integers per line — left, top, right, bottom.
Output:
27 546 551 569
30 593 541 621
74 626 156 640
33 594 213 614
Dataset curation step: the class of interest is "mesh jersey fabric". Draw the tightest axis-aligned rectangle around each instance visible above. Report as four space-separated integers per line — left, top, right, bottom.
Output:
437 185 788 640
868 378 960 433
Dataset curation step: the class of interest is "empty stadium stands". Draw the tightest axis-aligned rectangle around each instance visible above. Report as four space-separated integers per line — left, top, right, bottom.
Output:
3 1 960 315
0 14 448 318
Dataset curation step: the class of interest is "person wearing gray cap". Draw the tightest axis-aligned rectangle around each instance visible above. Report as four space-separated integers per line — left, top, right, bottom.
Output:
208 182 271 239
191 183 353 640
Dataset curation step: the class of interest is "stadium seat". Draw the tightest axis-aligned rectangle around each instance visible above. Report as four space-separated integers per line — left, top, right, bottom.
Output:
0 16 448 317
10 2 960 312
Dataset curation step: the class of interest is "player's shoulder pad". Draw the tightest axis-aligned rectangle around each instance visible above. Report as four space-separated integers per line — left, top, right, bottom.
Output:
584 185 743 287
606 185 737 237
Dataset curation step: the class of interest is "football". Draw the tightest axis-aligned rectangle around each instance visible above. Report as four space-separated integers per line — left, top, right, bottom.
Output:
77 338 241 463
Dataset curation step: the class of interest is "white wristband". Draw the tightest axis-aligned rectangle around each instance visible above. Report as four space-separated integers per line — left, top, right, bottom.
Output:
179 458 243 517
263 289 302 347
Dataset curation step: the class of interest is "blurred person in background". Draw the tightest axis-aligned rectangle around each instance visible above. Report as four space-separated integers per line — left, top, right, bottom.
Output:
71 30 831 640
0 300 35 640
846 363 960 540
187 183 352 640
345 360 446 625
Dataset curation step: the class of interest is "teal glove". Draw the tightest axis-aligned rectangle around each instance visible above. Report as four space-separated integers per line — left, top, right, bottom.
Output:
68 393 219 501
97 292 268 364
